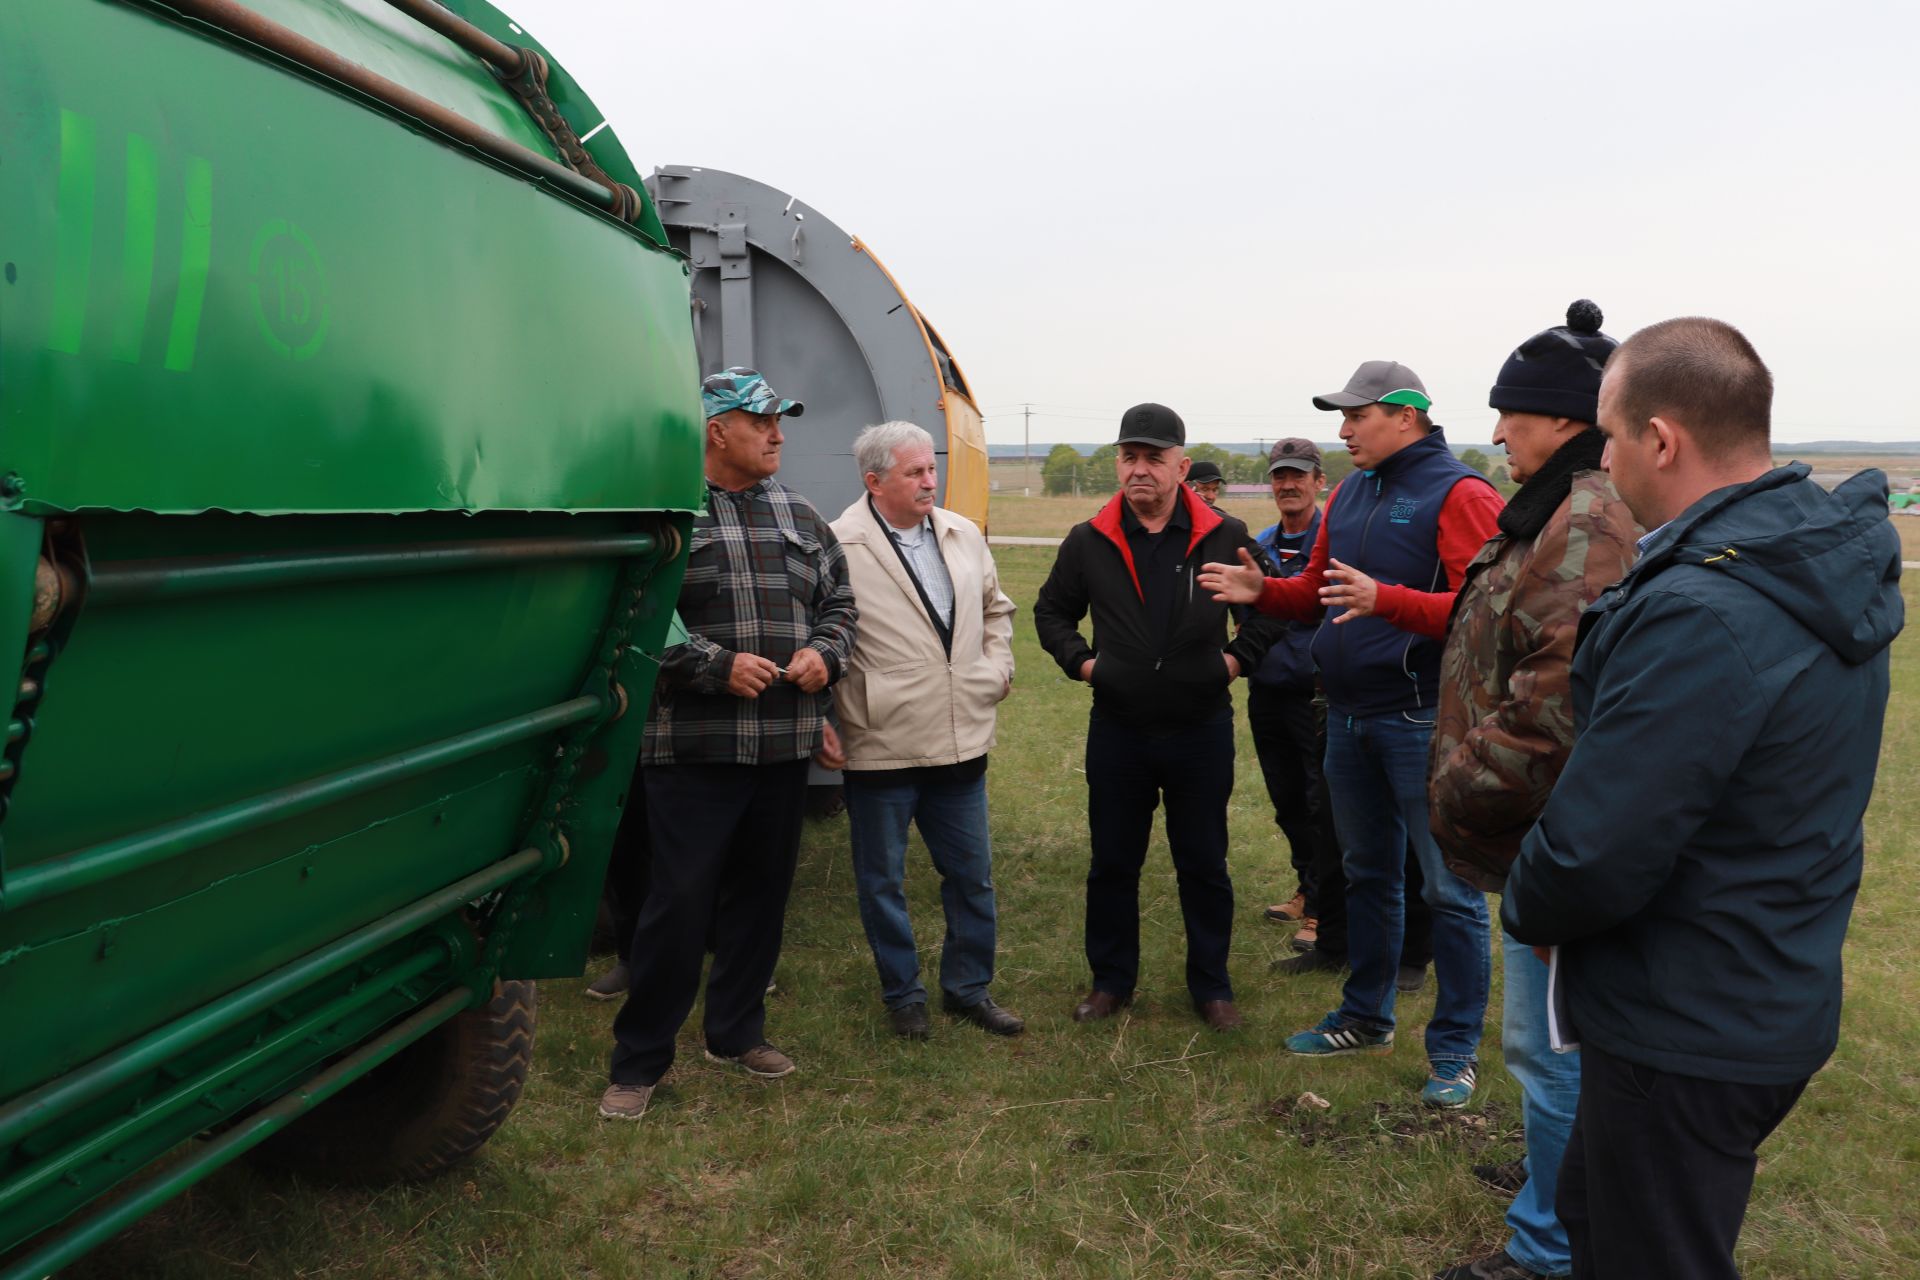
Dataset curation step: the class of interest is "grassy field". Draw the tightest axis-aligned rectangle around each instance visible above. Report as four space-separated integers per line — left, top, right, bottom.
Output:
61 544 1920 1278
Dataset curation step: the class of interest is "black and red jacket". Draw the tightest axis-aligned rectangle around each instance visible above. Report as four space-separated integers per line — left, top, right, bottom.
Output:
1034 485 1283 728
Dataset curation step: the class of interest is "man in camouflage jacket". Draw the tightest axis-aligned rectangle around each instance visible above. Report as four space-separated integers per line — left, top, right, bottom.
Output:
1426 304 1639 1280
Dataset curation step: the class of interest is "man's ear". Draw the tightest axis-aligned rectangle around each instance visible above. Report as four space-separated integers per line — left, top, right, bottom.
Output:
1648 416 1681 471
705 416 726 448
863 471 884 497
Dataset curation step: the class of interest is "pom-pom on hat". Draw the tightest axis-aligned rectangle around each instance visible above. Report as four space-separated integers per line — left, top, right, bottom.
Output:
1488 300 1618 424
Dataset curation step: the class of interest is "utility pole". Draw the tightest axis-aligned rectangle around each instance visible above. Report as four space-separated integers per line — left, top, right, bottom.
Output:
1023 403 1032 492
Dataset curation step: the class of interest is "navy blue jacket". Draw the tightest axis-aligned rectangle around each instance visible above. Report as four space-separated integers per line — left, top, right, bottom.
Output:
1248 509 1322 692
1309 431 1491 717
1504 465 1903 1085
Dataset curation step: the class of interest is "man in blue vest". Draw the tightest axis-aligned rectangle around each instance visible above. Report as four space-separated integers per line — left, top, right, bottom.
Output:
1201 362 1502 1107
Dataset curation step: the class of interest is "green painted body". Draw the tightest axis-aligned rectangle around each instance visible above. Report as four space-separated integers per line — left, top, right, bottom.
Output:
0 0 701 1268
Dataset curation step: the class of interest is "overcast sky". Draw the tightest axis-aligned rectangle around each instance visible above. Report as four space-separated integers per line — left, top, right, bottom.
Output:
525 0 1916 447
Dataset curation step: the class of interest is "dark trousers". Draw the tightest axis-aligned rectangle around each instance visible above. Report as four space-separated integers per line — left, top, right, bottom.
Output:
1084 708 1235 1003
1246 684 1337 909
609 759 810 1086
1559 1043 1808 1279
1244 686 1429 966
600 763 653 962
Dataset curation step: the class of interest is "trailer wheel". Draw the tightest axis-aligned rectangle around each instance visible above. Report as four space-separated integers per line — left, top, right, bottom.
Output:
250 980 537 1182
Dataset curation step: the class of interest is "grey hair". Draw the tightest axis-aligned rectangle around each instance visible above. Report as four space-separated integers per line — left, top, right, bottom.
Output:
854 421 935 480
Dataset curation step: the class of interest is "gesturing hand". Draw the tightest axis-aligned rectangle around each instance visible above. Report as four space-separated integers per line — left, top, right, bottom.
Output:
726 653 782 698
1198 547 1266 604
1320 558 1379 624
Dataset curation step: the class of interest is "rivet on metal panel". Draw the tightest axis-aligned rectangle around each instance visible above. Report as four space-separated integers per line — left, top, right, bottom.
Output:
18 678 41 703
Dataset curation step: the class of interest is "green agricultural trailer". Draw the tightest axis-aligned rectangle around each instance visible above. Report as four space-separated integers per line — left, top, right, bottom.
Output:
0 0 702 1272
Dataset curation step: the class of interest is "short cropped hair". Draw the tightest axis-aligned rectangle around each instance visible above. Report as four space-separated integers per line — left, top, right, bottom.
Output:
853 421 935 481
1611 317 1772 454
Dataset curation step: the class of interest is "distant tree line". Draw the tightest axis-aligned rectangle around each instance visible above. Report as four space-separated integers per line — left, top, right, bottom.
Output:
1040 442 1503 499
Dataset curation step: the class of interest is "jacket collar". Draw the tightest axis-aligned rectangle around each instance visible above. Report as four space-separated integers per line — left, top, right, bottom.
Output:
1088 484 1224 601
1498 427 1606 541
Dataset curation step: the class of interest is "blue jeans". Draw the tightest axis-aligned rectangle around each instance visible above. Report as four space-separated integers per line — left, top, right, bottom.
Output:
844 771 997 1010
1502 931 1580 1275
1323 711 1489 1062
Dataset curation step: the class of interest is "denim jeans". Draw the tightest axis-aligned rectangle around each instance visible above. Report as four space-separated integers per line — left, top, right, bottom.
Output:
844 771 997 1011
1501 931 1580 1276
1323 711 1489 1062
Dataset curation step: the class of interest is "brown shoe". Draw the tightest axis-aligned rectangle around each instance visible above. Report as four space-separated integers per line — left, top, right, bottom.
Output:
1265 892 1308 922
598 1083 654 1120
1195 999 1243 1032
1292 917 1319 952
1072 990 1133 1022
704 1043 796 1079
943 995 1026 1036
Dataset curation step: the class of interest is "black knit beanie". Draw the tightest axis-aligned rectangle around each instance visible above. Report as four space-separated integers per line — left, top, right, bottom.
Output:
1488 300 1618 424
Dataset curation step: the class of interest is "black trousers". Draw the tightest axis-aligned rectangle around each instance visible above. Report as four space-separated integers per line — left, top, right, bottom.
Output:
600 761 653 962
609 759 810 1086
1559 1043 1809 1279
1244 685 1431 967
1084 708 1235 1003
1246 684 1338 908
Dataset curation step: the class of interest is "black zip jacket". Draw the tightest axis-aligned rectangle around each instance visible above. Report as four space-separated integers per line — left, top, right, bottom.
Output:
1034 486 1283 728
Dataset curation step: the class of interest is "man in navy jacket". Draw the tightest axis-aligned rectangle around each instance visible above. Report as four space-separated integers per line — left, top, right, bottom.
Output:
1503 317 1903 1278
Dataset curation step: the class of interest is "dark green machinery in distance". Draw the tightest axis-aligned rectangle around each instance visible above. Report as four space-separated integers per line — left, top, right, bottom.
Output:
0 1 702 1272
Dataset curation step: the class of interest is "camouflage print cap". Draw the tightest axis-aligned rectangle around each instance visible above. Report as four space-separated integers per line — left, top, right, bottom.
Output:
700 367 806 420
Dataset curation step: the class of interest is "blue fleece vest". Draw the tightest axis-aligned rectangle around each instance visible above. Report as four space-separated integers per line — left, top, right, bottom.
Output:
1310 430 1487 718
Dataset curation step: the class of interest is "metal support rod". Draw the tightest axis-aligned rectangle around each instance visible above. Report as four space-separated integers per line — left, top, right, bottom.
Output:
1 699 595 912
145 0 617 212
0 943 448 1216
0 989 473 1280
88 532 658 604
379 0 523 73
0 849 537 1150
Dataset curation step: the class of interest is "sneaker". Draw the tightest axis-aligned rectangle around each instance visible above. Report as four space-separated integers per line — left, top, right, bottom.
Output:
1265 892 1307 922
1432 1247 1551 1280
1291 918 1319 952
1471 1156 1528 1197
1422 1059 1478 1109
1285 1012 1393 1056
1395 964 1428 994
704 1043 796 1079
1271 949 1346 976
597 1083 653 1119
888 1002 931 1040
584 962 630 1001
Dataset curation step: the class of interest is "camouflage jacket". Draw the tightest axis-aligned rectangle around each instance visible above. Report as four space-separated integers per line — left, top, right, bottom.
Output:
1429 466 1639 890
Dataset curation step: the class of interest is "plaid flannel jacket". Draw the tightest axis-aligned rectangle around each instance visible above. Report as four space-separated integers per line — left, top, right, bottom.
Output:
643 478 859 766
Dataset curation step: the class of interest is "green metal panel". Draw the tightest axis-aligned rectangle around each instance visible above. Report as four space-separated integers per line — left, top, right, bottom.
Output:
0 0 705 516
0 0 707 1262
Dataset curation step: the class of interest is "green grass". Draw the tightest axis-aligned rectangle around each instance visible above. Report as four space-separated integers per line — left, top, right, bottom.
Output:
62 548 1920 1278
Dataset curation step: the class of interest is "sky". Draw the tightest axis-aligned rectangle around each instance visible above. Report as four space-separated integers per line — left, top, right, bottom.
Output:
522 0 1917 447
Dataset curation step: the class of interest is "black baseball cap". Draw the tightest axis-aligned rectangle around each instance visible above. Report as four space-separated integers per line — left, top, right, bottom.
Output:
1187 460 1224 485
1115 402 1185 448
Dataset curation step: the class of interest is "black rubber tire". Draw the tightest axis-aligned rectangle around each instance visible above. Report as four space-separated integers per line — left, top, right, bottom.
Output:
249 980 537 1183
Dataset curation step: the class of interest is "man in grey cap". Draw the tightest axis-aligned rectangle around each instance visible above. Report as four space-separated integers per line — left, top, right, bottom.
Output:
600 366 859 1120
1202 363 1502 1109
1244 440 1343 968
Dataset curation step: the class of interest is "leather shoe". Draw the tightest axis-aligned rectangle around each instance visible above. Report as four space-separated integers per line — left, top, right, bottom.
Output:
888 1002 930 1040
943 995 1025 1036
1195 998 1243 1032
1072 989 1132 1022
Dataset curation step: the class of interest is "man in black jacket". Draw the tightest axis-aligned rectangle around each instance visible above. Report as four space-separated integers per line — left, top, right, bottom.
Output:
1034 403 1283 1031
1503 317 1903 1278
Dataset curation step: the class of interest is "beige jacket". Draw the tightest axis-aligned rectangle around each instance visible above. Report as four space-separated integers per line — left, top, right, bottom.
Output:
829 498 1016 770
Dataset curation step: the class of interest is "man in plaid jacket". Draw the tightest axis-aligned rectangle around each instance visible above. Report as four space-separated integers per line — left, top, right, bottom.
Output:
601 368 858 1120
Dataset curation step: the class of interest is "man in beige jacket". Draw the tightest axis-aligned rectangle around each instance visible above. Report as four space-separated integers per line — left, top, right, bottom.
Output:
831 421 1023 1039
